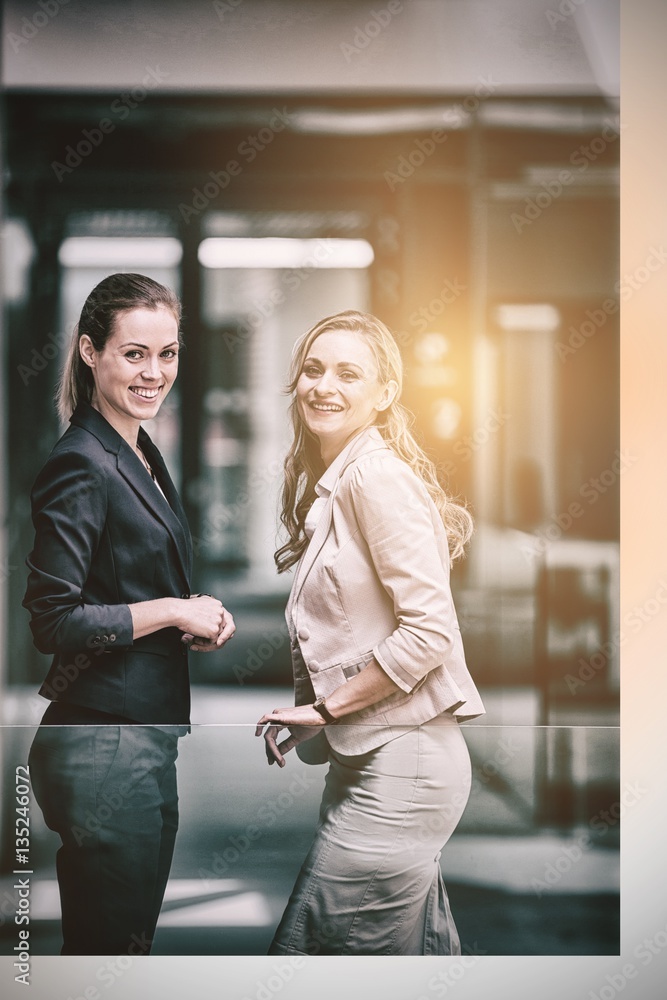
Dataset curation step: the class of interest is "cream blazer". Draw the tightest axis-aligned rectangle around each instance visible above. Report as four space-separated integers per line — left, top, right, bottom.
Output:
286 426 485 761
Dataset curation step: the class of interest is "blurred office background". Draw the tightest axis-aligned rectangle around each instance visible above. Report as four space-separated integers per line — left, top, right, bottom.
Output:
0 0 619 954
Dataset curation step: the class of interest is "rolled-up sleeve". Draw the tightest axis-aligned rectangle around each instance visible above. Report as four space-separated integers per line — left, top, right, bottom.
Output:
23 448 134 654
347 455 457 693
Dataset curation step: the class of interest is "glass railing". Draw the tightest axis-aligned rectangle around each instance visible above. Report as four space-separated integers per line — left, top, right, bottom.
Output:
0 705 619 959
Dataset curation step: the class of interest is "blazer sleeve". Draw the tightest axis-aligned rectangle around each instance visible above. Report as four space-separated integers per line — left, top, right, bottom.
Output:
347 454 458 693
23 447 134 654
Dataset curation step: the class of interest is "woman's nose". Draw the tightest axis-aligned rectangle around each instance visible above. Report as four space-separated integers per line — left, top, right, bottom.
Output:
141 356 161 379
315 371 335 393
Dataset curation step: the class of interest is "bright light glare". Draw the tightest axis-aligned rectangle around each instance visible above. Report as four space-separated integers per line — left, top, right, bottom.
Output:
432 398 462 440
198 237 374 269
415 333 450 364
495 304 560 332
58 237 183 268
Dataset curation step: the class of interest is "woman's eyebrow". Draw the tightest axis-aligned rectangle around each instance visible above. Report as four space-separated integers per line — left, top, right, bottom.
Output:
118 341 179 349
303 356 364 371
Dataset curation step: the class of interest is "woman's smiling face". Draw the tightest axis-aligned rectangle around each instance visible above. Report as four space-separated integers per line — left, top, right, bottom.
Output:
80 305 179 437
296 328 395 463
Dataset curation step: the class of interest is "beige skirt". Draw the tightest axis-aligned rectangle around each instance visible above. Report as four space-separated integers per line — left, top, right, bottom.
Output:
268 713 472 955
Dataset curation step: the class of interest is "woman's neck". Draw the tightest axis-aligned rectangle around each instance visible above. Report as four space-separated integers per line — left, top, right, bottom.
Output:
319 426 370 468
90 395 141 450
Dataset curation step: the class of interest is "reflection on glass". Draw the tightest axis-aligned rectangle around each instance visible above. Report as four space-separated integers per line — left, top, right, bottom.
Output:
0 721 619 956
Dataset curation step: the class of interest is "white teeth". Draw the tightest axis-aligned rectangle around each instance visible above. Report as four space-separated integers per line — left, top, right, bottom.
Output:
311 403 343 411
130 387 160 399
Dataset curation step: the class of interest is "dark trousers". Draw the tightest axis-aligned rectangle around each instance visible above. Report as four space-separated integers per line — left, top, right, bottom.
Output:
28 712 180 955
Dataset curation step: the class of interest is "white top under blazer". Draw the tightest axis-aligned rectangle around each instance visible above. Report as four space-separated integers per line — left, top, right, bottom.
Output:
286 425 485 761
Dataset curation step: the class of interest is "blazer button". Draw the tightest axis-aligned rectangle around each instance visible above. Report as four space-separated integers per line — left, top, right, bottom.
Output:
297 628 310 641
309 660 320 672
181 593 190 600
109 634 116 642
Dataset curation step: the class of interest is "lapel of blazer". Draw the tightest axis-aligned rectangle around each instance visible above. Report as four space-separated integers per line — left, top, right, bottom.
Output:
71 402 192 586
136 428 193 581
290 426 389 607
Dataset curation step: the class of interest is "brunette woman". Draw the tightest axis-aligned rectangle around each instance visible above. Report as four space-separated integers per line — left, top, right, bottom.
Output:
24 272 235 955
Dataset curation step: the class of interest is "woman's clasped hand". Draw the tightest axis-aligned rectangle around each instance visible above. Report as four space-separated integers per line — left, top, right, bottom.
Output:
179 594 236 651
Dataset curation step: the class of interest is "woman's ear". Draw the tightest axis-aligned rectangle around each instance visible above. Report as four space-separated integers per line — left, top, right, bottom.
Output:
78 334 96 369
376 379 399 412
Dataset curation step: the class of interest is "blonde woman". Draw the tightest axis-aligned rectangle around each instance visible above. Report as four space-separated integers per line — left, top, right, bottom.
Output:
256 310 484 955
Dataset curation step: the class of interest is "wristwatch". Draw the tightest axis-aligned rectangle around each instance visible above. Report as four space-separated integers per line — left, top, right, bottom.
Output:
312 696 337 725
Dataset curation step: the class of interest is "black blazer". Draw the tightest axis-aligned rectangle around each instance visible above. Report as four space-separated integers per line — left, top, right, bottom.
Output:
23 401 193 724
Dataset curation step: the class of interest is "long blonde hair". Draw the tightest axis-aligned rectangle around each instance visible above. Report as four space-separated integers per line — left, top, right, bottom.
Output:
274 310 473 572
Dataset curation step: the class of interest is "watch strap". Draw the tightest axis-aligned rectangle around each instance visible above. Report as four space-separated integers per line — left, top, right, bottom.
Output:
312 696 337 725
